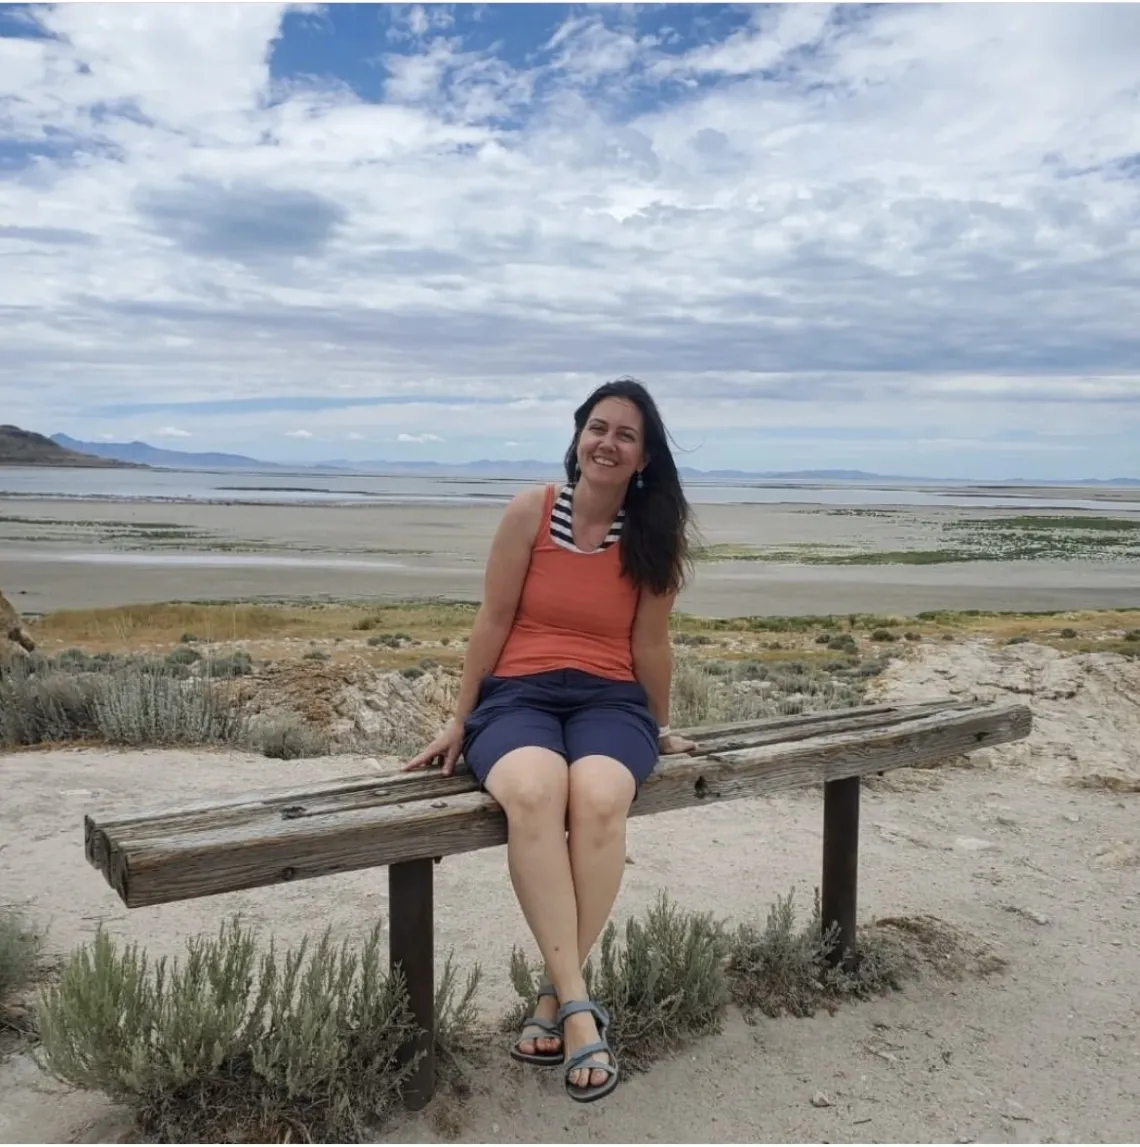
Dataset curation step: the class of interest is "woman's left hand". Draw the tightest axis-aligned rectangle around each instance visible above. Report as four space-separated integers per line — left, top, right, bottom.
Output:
658 731 697 755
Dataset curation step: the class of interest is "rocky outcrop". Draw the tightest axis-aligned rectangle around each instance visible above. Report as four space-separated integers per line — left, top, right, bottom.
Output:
234 655 459 757
0 590 35 659
869 638 1140 792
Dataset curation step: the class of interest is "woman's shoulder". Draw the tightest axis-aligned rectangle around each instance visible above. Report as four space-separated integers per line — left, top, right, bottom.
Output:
498 482 552 534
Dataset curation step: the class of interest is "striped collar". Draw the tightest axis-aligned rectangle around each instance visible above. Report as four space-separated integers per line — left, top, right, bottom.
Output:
549 483 624 553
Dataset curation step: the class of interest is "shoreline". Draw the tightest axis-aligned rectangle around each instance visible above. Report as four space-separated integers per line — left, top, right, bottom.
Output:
2 494 1138 618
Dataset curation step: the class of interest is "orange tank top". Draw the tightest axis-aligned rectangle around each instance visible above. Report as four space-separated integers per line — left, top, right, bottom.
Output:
493 483 639 681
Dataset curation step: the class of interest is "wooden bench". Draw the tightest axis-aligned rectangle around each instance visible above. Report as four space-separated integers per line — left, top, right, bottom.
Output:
83 697 1031 1110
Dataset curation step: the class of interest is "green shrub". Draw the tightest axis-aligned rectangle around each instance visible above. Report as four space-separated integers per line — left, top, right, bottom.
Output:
870 628 897 642
92 663 245 746
55 647 92 670
203 650 253 678
302 650 328 662
1059 627 1077 639
433 954 483 1088
827 633 858 654
509 894 730 1074
36 920 420 1142
1 906 43 1030
0 657 245 748
252 715 331 760
726 888 905 1019
166 647 201 666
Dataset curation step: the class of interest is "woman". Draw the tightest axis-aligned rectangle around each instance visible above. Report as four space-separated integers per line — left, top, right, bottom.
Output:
403 377 696 1102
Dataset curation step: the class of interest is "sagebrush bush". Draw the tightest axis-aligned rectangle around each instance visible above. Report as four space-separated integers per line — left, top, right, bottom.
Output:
508 893 731 1074
1 906 43 1029
433 952 483 1089
251 713 332 760
726 888 906 1019
0 655 245 748
670 655 876 727
35 919 431 1142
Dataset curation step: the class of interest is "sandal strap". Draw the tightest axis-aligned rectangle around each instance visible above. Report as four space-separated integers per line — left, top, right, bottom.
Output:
517 1015 561 1039
565 1039 609 1068
568 1058 617 1081
536 980 558 1001
557 998 610 1029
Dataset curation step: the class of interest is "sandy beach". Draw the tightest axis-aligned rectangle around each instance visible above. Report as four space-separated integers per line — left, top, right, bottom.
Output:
2 494 1138 617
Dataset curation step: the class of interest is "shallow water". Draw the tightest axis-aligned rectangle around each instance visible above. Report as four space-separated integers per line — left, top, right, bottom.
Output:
2 466 1138 512
0 550 408 571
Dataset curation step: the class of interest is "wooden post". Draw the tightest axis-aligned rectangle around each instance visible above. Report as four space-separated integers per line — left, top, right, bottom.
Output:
389 859 435 1110
821 775 860 967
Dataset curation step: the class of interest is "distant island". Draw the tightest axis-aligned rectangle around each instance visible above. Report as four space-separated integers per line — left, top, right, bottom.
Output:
0 425 146 468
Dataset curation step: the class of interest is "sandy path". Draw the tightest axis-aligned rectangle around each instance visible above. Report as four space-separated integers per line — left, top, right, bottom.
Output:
2 742 1138 1143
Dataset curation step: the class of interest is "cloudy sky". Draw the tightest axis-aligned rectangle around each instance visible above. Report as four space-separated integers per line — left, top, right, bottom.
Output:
1 2 1138 479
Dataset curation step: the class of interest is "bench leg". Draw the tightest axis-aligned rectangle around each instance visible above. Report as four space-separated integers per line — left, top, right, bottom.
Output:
389 858 435 1110
821 776 860 968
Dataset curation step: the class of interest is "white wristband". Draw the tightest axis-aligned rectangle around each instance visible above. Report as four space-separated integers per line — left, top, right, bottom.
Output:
657 725 671 738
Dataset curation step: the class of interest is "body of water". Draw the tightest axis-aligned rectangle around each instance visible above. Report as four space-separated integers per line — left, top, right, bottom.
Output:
1 465 1138 513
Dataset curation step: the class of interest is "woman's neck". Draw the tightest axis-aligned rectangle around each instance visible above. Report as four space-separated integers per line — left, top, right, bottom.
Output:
572 475 626 526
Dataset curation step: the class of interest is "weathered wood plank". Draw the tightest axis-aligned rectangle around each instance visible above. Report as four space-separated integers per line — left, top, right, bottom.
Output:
84 699 960 874
93 701 1031 908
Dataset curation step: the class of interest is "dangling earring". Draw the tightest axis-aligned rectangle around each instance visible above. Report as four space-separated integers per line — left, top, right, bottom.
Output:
636 471 644 490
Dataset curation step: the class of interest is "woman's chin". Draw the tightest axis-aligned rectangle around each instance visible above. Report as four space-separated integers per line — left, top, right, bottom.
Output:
584 462 627 484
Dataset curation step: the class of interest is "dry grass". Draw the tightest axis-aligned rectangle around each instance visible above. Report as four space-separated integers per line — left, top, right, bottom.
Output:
29 600 480 653
27 600 1140 665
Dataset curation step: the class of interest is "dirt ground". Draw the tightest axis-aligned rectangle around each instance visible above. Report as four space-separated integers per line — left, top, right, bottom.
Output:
2 639 1139 1144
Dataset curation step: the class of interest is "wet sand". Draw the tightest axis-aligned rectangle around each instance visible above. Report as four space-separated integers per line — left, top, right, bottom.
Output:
1 495 1138 618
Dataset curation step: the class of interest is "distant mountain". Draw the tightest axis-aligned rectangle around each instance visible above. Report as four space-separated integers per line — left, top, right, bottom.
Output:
0 425 144 467
51 434 282 471
35 434 1140 485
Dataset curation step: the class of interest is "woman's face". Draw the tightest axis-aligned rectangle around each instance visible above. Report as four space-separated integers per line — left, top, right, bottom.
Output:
576 396 647 488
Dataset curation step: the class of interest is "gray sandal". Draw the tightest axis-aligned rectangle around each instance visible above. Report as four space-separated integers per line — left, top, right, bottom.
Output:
558 999 620 1102
509 981 564 1066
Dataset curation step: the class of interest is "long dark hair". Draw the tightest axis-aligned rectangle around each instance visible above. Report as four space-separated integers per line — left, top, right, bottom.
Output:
562 377 693 597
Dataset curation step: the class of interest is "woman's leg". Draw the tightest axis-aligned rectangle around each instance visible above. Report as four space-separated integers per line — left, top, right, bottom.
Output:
561 754 637 1088
483 746 582 1058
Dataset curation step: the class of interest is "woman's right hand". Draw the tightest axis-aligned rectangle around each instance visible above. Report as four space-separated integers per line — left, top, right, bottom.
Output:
402 719 464 775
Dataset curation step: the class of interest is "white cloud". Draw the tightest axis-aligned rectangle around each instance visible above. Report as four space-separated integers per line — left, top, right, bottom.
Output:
0 4 1138 478
154 426 191 438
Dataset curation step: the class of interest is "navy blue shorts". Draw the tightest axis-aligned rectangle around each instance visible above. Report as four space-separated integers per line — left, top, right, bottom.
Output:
461 669 660 790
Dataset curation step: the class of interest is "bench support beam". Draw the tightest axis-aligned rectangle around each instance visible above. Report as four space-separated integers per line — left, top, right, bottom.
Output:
821 775 860 967
389 859 435 1110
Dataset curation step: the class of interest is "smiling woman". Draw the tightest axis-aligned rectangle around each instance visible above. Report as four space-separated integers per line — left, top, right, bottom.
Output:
403 376 695 1102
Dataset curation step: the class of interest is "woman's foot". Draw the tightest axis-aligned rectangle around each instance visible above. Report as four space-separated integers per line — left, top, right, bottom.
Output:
513 985 562 1062
562 1007 612 1090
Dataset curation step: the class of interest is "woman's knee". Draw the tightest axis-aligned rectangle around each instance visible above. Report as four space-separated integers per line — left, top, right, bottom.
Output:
485 746 568 822
568 755 636 833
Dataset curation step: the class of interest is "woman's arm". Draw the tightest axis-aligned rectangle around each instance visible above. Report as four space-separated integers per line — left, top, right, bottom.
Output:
451 485 544 724
631 589 675 728
403 486 543 772
631 589 694 753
